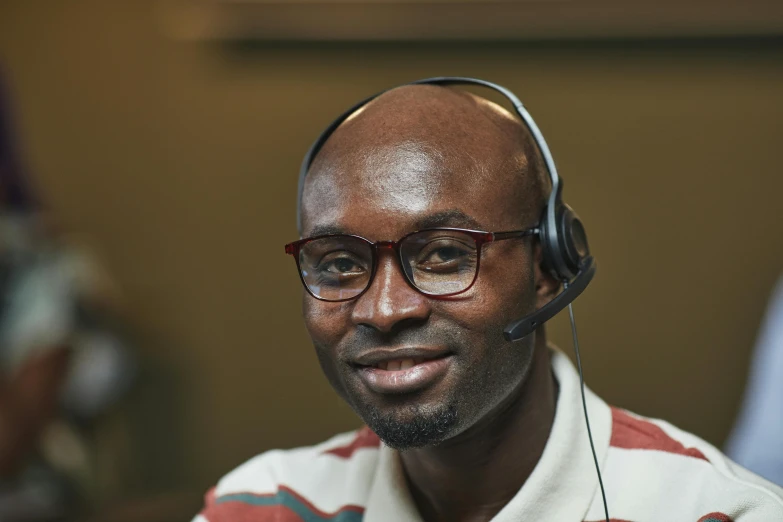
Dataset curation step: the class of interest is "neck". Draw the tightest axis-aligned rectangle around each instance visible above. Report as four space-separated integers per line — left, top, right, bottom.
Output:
399 335 558 522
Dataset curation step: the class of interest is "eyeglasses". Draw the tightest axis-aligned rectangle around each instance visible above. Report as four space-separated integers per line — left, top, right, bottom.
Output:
284 227 538 302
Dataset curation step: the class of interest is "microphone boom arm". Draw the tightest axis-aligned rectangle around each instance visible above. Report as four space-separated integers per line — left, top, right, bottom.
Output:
503 256 596 342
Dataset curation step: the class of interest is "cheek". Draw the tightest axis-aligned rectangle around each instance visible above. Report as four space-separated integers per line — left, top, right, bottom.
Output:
486 247 536 309
303 296 355 398
445 247 536 331
302 295 353 353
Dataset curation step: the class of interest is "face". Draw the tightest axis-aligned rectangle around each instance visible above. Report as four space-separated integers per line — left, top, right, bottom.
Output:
298 93 553 449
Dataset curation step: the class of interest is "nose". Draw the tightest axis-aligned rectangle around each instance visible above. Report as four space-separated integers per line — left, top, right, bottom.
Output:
351 248 431 334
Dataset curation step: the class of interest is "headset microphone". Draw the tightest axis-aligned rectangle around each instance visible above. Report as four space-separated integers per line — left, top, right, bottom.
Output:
503 256 595 342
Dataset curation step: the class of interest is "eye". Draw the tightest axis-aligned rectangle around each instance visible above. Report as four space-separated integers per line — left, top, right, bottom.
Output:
318 252 366 275
424 246 465 264
415 239 475 272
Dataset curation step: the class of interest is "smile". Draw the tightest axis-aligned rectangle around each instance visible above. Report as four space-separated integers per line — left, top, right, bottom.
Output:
353 350 453 395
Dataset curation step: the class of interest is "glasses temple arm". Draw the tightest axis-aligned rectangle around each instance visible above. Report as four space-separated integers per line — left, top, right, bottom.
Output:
492 228 540 242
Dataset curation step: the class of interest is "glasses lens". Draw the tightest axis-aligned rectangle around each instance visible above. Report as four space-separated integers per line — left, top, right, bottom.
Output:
400 230 479 295
299 236 373 301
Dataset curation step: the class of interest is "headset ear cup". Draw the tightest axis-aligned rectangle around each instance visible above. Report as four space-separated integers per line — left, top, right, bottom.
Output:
539 203 590 281
558 204 590 280
538 204 560 280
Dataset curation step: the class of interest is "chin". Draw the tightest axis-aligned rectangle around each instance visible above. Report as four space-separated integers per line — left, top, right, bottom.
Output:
356 398 460 450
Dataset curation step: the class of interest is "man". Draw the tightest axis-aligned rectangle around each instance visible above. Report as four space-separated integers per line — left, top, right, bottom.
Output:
195 80 783 521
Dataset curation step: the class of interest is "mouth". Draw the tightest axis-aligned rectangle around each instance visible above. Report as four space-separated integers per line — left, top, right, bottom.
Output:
351 348 454 395
370 358 431 371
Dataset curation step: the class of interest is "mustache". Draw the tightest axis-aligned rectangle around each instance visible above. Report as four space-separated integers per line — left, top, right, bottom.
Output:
338 324 465 360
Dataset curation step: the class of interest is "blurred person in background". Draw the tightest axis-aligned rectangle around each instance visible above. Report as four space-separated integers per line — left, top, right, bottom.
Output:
726 274 783 487
0 72 134 521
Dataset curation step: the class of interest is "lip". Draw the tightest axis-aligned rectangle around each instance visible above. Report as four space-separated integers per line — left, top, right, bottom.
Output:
352 347 452 367
353 349 454 395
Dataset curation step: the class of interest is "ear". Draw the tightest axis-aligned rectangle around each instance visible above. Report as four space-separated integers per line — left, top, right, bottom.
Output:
533 242 561 309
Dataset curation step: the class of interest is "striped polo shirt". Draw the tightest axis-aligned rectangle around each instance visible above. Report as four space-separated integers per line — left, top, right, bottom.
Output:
194 349 783 521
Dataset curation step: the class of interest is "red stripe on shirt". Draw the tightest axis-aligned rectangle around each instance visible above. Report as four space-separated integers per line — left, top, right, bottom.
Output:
204 486 217 506
201 501 302 522
610 407 708 461
324 426 381 458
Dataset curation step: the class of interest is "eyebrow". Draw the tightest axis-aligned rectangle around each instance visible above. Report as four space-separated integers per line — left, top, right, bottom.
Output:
307 224 347 238
306 209 486 239
413 209 485 231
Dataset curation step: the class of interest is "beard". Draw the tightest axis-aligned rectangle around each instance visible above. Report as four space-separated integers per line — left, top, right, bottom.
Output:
314 314 535 451
364 401 458 450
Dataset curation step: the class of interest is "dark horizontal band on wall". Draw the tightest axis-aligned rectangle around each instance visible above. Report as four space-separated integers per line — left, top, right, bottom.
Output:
159 0 783 41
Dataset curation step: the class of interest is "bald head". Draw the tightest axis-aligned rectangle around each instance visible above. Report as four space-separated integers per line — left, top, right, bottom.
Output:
300 84 549 237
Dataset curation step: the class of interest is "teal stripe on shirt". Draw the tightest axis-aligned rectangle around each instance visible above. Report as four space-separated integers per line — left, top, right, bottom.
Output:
216 491 364 522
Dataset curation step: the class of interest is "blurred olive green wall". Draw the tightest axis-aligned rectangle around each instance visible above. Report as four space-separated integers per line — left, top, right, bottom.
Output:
1 0 782 498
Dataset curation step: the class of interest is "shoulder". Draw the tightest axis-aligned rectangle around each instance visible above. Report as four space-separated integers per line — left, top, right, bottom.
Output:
594 407 783 521
194 427 382 522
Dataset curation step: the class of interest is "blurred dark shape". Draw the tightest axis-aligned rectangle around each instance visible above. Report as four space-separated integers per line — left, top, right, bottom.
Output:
726 275 783 486
0 69 135 521
0 71 37 214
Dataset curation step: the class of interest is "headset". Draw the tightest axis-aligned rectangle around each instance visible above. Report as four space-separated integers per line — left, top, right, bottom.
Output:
297 77 608 522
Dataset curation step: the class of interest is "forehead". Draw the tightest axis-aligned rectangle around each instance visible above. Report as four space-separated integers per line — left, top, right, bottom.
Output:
300 138 525 239
300 85 537 239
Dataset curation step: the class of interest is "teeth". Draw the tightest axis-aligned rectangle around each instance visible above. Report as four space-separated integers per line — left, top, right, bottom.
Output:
375 358 421 371
399 359 415 370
